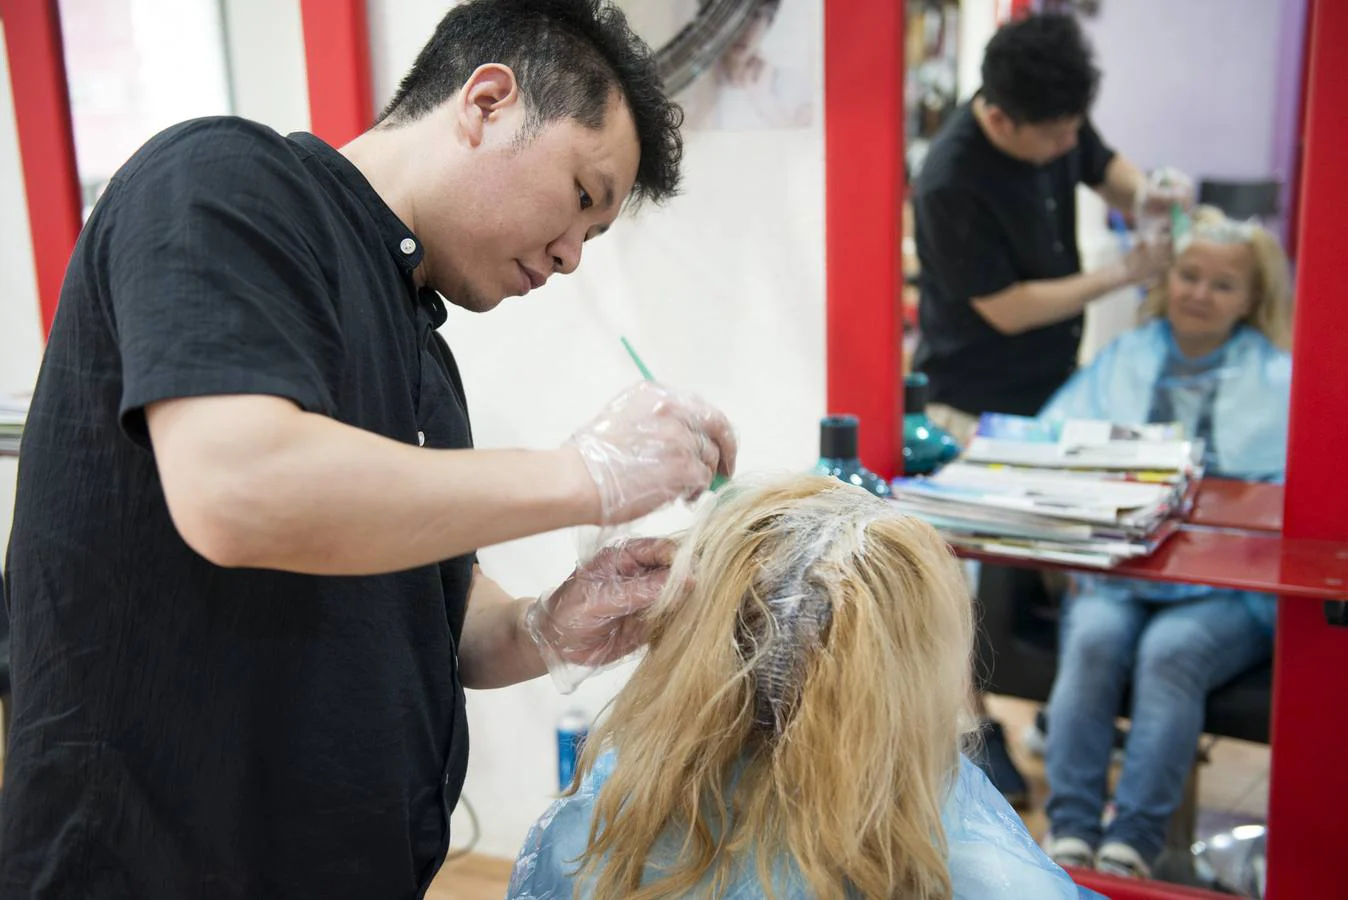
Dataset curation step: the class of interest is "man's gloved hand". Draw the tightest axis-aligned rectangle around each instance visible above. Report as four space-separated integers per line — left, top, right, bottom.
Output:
1135 166 1195 245
1119 238 1171 288
567 381 737 525
523 537 676 692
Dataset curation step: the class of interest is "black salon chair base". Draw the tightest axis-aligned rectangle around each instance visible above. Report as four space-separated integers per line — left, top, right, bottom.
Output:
974 564 1272 894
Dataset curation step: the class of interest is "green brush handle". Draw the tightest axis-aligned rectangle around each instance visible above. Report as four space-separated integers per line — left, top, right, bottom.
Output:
619 335 728 492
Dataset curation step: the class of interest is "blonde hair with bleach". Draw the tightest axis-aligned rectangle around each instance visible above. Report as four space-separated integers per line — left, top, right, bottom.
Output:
570 474 976 899
1140 204 1293 349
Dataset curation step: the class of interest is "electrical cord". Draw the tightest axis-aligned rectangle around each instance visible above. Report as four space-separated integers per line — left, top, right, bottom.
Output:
445 794 480 862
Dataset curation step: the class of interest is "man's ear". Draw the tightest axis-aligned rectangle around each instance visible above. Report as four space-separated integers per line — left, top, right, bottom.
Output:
456 63 520 147
983 102 1016 136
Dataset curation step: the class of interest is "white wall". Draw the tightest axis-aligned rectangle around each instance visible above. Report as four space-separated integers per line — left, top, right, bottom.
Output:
1082 0 1283 182
368 0 827 858
956 0 997 102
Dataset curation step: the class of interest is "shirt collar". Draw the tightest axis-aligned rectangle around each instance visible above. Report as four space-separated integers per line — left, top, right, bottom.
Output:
286 132 425 275
966 94 1039 172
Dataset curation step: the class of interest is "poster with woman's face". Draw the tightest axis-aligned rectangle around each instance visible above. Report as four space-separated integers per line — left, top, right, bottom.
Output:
665 0 820 133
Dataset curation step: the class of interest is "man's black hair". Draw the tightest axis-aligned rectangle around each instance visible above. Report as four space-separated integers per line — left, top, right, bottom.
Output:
980 13 1100 124
377 0 682 205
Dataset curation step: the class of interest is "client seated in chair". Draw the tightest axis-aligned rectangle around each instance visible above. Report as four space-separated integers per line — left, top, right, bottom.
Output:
1040 206 1292 879
508 474 1099 899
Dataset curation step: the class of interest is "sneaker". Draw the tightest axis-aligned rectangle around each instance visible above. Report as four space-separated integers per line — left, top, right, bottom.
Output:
1046 836 1096 870
970 719 1029 808
1097 841 1151 879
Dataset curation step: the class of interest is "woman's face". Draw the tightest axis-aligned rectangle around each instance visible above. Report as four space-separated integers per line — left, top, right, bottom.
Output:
1165 240 1256 351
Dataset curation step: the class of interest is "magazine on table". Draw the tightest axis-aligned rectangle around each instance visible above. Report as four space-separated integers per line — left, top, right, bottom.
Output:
891 414 1196 567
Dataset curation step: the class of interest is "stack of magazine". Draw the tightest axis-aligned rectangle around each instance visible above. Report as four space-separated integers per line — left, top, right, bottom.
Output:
891 414 1202 568
0 393 28 455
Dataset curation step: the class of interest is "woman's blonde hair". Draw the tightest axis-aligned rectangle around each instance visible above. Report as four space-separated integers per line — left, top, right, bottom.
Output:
571 474 976 899
1140 204 1293 349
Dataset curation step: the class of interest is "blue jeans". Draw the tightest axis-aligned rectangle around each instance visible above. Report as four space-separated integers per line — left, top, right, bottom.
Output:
1044 588 1272 864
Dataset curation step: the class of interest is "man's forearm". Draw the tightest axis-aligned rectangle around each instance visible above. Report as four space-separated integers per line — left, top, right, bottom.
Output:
458 568 548 690
151 394 599 575
971 266 1128 336
1098 154 1147 215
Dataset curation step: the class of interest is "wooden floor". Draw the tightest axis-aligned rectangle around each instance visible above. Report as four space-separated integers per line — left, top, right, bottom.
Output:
427 854 516 900
428 696 1272 899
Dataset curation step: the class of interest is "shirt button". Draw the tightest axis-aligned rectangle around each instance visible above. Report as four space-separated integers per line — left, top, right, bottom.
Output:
1053 240 1065 253
417 431 426 446
1046 197 1057 212
400 238 417 255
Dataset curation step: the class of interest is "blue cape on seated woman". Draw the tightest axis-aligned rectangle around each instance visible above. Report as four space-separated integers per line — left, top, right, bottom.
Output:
505 474 1102 899
510 751 1097 898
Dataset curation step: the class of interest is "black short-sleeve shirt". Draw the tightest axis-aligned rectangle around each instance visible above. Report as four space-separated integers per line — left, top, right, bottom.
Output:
1 117 475 899
912 101 1116 416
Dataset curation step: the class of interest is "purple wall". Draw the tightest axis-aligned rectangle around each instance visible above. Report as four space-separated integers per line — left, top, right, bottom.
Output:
1270 0 1308 245
1080 0 1297 184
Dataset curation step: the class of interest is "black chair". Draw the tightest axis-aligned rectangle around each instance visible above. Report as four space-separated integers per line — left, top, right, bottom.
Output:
1197 179 1281 223
974 563 1272 888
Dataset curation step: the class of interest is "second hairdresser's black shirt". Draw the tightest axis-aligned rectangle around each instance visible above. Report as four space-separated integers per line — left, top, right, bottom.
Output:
913 101 1116 416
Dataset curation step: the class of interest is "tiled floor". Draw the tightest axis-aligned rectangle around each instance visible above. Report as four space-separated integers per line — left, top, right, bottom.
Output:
428 695 1272 899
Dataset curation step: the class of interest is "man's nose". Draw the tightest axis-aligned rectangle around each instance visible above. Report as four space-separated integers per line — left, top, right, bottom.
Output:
549 230 584 276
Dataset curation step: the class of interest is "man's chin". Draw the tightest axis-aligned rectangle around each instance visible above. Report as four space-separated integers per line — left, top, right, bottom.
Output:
444 290 506 314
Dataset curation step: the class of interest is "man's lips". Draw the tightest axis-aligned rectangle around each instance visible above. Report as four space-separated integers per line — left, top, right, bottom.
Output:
518 263 547 293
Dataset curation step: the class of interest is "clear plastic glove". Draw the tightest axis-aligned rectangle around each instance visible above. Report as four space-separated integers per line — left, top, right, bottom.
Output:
523 537 677 693
1135 165 1195 246
567 381 737 526
1118 238 1170 288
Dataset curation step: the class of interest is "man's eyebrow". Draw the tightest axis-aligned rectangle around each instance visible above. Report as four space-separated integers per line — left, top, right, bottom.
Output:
599 172 616 210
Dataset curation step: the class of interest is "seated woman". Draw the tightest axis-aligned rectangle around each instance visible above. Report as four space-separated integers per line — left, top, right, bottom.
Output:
508 475 1099 899
1040 206 1292 878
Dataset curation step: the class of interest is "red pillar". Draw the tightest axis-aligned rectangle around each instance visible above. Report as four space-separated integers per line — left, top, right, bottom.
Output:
299 0 373 147
1266 0 1348 896
823 0 905 479
997 0 1035 25
1 0 81 336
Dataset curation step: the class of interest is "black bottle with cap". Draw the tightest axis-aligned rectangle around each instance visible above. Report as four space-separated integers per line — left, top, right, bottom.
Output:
812 414 891 497
902 373 962 475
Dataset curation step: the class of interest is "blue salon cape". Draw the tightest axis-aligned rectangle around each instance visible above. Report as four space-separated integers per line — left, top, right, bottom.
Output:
507 753 1102 899
1041 319 1291 631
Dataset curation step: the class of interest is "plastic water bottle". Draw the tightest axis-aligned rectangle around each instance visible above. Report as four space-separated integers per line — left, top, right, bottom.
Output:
556 709 590 791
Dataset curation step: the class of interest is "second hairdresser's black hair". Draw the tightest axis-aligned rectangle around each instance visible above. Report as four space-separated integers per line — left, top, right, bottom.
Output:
980 13 1100 124
377 0 682 205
